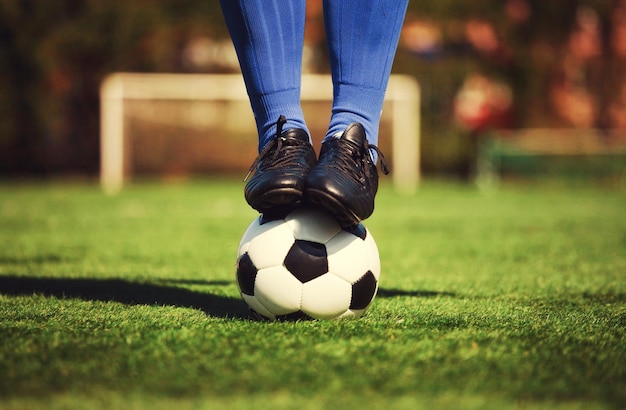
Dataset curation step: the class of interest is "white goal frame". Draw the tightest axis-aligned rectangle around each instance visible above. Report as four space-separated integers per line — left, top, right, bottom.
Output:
100 73 420 194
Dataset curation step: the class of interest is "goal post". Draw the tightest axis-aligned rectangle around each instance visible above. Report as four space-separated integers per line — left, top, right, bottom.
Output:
100 73 420 194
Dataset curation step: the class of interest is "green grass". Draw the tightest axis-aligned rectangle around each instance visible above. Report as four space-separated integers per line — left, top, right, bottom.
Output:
1 179 625 409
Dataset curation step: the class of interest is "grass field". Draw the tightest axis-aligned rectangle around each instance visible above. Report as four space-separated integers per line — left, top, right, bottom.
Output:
1 179 625 409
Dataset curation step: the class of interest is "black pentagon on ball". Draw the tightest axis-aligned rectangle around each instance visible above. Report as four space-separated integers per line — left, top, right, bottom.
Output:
284 240 328 283
350 271 377 310
236 253 257 296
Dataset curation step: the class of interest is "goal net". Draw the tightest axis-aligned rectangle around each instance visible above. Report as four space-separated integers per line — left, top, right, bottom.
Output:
100 73 420 194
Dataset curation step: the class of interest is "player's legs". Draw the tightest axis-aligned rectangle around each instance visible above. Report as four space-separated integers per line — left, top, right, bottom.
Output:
305 0 408 227
220 0 316 215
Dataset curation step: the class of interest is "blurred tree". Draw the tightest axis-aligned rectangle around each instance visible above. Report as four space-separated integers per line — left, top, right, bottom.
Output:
395 0 621 176
0 0 226 175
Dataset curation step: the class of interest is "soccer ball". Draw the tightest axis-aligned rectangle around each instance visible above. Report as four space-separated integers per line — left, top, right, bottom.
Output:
236 206 380 320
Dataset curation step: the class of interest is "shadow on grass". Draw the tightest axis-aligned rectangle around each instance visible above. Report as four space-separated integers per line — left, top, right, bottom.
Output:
0 275 251 319
377 288 456 298
0 275 455 320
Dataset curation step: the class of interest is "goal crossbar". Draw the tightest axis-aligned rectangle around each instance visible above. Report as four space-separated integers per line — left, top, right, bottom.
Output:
100 73 420 194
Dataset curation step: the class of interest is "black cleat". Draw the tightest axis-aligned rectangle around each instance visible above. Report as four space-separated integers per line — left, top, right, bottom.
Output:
244 116 317 216
304 122 389 228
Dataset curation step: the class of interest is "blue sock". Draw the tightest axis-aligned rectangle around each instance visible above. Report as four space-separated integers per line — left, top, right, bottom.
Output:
323 0 408 145
220 0 309 151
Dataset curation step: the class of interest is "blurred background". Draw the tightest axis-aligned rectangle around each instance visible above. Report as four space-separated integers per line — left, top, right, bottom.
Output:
1 0 625 182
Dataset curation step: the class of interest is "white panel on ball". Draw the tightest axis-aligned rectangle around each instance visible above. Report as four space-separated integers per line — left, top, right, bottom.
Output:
246 223 294 270
254 266 304 315
237 218 280 256
326 233 372 283
301 274 352 319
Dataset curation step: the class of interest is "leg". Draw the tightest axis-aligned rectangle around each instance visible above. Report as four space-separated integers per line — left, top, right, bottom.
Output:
323 0 408 145
305 0 408 227
220 0 317 215
220 0 310 150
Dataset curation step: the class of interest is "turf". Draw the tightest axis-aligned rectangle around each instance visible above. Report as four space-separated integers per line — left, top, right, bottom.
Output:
1 179 624 409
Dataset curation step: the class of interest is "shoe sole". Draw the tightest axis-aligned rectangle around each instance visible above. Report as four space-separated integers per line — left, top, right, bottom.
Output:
304 188 360 228
248 187 303 215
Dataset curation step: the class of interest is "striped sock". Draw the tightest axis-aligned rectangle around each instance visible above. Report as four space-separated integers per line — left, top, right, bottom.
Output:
323 0 408 145
220 0 309 151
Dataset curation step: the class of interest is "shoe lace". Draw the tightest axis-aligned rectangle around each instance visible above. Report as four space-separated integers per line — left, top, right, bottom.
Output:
244 115 311 181
367 144 390 175
328 138 390 183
